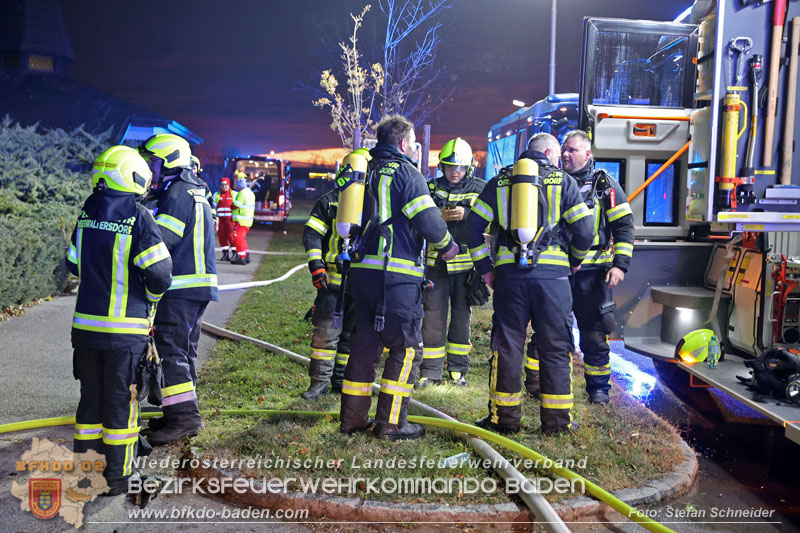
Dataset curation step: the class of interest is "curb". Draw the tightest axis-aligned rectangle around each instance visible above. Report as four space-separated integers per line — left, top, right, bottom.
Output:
186 435 698 529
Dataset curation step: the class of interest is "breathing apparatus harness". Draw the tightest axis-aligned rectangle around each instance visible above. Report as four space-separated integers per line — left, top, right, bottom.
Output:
737 347 800 404
335 152 430 331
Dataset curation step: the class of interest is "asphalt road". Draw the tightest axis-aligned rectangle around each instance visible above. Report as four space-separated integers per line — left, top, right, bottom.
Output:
0 226 311 532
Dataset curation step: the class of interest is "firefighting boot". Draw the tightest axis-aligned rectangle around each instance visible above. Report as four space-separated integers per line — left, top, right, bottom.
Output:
474 415 520 435
230 254 246 265
340 394 373 434
147 402 204 446
447 371 467 386
245 252 251 264
374 422 425 441
415 376 442 389
301 357 334 400
588 389 610 404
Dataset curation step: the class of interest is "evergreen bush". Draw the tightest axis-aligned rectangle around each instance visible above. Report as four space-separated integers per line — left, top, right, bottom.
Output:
0 116 110 308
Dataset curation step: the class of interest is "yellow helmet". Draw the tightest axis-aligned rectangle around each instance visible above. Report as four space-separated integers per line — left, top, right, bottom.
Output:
439 137 473 168
142 133 191 170
674 329 715 363
190 155 202 174
91 145 152 195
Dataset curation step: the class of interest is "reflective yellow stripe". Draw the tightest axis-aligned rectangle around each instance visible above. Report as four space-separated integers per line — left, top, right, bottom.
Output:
108 232 132 318
310 348 335 360
134 242 170 269
472 198 494 223
525 357 539 371
563 202 591 223
342 380 372 396
489 388 522 406
614 242 634 257
307 249 323 262
162 381 194 397
607 202 633 222
305 216 328 235
194 203 205 275
423 346 446 359
585 363 611 376
380 378 413 397
469 243 490 262
541 393 573 409
402 195 437 218
446 342 471 355
156 214 185 237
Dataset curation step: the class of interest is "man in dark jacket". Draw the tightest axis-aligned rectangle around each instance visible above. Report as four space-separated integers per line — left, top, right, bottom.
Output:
139 133 218 445
340 115 458 440
68 145 172 495
418 138 485 387
560 130 633 404
466 133 594 435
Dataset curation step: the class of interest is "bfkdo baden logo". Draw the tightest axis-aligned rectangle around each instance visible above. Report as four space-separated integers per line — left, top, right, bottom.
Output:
11 438 109 527
29 478 62 519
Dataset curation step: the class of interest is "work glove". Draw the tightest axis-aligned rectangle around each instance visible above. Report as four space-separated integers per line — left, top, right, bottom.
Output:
309 260 328 290
136 337 164 405
465 268 491 306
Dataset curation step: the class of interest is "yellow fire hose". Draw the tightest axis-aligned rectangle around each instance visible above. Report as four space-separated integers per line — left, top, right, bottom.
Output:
0 409 674 533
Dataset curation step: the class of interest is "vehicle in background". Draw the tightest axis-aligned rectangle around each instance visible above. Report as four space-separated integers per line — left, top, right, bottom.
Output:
485 93 578 179
224 156 291 230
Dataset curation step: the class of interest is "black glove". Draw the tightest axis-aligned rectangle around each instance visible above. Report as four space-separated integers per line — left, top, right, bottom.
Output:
136 337 164 406
309 259 328 290
465 268 491 306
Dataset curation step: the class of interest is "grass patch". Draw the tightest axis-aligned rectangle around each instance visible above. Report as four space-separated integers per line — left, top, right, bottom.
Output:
194 198 688 505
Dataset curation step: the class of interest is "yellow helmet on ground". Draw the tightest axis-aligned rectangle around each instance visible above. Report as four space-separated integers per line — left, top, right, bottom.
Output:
142 133 191 170
674 329 715 362
91 145 152 195
439 137 474 168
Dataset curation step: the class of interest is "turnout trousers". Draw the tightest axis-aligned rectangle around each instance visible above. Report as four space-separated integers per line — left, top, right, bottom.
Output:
309 284 354 388
420 268 472 378
217 216 235 251
489 275 574 433
572 268 613 393
341 277 423 430
233 222 250 259
153 296 208 427
73 340 145 482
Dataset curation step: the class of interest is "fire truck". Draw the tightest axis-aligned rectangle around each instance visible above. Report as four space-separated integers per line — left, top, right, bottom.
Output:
224 156 292 230
491 0 800 445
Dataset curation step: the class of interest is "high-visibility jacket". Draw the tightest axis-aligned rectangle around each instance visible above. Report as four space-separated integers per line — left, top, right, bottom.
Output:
232 187 255 228
67 191 173 344
466 150 595 280
302 189 344 287
425 175 485 274
150 170 219 302
570 161 634 272
213 190 236 219
350 144 454 285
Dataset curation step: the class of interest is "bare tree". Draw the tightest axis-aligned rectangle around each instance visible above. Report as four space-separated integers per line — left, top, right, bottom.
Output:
312 0 453 148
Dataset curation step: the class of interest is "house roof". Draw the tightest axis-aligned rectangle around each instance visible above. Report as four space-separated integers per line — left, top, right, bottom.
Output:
0 0 74 60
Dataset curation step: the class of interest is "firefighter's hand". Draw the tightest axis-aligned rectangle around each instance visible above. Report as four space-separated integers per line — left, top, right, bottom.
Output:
311 268 328 290
440 241 459 261
605 266 625 288
443 206 465 221
571 265 582 274
483 271 495 290
213 218 219 232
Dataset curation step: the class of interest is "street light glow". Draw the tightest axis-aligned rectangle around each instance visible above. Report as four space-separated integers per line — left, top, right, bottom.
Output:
512 99 526 108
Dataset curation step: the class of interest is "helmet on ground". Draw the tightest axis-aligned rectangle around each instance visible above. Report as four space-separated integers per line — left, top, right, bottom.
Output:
190 155 202 174
91 145 152 195
439 137 474 170
142 134 191 170
674 329 715 363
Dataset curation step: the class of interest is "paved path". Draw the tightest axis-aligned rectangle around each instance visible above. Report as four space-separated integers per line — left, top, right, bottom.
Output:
0 227 310 532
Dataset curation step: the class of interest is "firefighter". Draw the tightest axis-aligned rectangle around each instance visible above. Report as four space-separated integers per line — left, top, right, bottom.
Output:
301 176 360 399
560 130 633 404
340 115 458 440
466 133 594 435
140 133 218 445
418 138 485 387
67 146 172 494
231 171 255 265
213 178 236 261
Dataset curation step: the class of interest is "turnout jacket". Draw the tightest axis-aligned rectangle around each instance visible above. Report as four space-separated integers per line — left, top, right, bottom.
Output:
571 161 634 272
67 190 173 345
350 143 454 285
149 170 219 302
425 174 485 274
465 150 595 279
303 189 344 287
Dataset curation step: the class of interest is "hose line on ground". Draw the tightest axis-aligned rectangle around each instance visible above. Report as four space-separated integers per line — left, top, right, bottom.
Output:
0 408 673 533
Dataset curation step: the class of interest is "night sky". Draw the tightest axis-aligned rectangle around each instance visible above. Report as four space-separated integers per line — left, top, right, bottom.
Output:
59 0 688 161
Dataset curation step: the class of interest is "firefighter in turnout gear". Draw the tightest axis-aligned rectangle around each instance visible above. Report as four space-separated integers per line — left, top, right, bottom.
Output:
301 182 358 399
340 115 458 441
140 133 218 445
466 133 594 435
213 178 236 261
561 130 633 404
67 146 172 494
418 138 485 388
231 171 255 265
